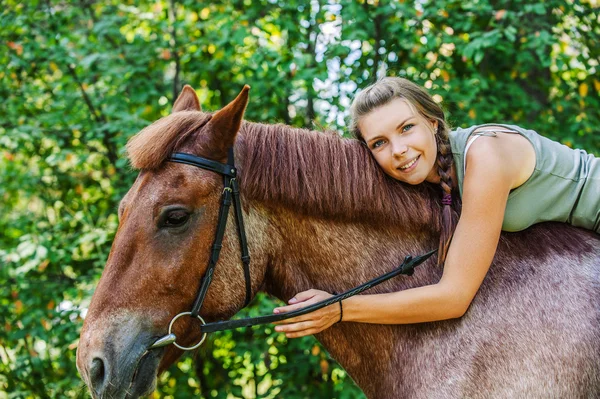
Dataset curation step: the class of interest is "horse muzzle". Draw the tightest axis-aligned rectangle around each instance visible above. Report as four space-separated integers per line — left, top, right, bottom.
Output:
77 314 165 399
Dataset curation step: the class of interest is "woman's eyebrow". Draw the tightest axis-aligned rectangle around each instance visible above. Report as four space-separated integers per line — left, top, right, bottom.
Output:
395 116 413 130
366 115 415 144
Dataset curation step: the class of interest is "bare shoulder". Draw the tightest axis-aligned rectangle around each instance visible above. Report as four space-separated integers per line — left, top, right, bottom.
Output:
466 125 536 189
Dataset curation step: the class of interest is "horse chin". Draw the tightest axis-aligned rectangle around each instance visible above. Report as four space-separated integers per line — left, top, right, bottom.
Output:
126 349 162 399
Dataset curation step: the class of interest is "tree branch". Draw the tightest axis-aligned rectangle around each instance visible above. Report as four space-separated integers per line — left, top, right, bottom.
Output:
372 7 383 78
304 1 323 126
65 64 118 165
168 0 182 101
65 64 103 123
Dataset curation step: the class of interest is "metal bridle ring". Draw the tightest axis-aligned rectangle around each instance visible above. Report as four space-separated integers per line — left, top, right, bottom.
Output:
168 312 207 351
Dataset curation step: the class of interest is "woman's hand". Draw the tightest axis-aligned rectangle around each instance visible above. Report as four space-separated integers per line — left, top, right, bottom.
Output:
272 289 341 338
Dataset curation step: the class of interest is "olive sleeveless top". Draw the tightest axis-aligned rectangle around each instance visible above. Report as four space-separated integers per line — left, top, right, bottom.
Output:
449 123 600 233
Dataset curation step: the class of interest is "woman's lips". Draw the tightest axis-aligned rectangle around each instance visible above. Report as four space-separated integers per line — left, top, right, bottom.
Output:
397 155 420 172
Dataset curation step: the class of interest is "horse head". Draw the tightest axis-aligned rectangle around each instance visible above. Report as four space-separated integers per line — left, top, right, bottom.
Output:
76 85 264 398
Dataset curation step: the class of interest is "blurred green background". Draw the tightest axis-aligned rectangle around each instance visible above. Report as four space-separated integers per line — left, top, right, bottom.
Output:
1 0 598 397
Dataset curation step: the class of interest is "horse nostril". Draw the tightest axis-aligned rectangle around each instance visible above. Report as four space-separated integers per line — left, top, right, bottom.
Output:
89 357 106 394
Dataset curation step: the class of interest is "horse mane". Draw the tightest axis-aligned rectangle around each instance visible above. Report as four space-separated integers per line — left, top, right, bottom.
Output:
126 111 212 170
237 121 441 230
125 111 441 230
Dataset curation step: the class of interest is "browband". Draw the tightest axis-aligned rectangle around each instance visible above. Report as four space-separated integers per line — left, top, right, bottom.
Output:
170 152 237 178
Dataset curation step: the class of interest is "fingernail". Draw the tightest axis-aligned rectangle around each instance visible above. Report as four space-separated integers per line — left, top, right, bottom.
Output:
274 308 279 314
289 298 297 303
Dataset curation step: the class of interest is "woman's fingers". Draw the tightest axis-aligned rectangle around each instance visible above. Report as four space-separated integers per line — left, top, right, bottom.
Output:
271 289 338 338
288 289 318 304
273 313 314 325
273 301 316 314
275 320 314 333
276 317 332 338
274 289 331 314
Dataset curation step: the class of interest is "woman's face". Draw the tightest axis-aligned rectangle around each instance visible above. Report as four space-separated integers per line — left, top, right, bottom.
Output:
358 98 440 185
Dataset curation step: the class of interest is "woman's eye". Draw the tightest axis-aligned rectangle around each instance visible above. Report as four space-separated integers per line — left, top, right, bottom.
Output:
372 140 385 149
402 124 414 133
164 210 190 227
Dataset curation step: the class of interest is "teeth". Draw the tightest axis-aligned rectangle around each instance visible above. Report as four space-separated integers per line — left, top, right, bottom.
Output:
399 157 418 170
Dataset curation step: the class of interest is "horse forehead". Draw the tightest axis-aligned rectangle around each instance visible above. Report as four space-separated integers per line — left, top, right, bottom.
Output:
124 164 222 212
130 165 200 198
153 166 191 190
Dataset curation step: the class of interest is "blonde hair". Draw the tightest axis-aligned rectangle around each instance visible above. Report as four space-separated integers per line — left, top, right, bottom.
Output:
349 77 459 265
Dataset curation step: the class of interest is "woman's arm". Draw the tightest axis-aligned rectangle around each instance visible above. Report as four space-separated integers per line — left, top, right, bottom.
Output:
273 134 526 337
344 141 512 324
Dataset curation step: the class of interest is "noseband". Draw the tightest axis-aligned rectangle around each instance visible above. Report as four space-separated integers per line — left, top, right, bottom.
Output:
150 148 437 351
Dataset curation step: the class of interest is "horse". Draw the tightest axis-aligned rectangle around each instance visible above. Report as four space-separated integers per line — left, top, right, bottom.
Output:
76 85 600 398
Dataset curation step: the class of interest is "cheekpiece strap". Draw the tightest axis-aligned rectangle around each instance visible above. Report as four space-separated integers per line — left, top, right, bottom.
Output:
231 177 252 306
190 178 233 316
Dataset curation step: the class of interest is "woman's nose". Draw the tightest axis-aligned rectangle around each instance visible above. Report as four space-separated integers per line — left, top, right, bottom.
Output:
391 140 408 158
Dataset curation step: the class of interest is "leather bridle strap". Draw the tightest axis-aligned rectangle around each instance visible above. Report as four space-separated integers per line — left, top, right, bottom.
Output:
231 177 252 306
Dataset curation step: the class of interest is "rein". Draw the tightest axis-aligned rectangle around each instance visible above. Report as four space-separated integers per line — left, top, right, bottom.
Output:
149 149 437 351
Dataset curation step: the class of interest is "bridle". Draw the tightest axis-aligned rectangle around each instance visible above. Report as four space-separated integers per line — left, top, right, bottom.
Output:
149 148 437 351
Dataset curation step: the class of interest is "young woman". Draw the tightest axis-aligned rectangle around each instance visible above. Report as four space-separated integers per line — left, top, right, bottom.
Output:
272 77 600 338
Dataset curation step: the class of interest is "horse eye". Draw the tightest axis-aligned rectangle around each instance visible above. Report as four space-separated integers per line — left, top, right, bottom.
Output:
163 209 190 228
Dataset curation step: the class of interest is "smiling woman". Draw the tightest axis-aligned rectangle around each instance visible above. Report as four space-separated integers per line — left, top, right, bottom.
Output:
273 76 600 339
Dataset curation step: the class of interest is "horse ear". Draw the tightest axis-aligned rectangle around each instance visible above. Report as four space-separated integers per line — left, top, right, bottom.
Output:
180 85 250 162
208 85 250 153
172 85 201 113
211 85 250 136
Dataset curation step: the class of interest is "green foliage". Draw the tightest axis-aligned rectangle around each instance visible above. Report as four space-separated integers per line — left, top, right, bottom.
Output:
0 0 597 397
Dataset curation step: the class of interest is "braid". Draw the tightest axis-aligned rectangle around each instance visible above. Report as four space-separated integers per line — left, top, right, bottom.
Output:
435 128 460 266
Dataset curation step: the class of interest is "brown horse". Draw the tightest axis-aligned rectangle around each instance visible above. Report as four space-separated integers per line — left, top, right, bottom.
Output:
77 86 600 398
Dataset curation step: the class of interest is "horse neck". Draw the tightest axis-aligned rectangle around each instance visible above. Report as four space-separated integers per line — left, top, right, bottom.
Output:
234 122 442 301
258 208 440 301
